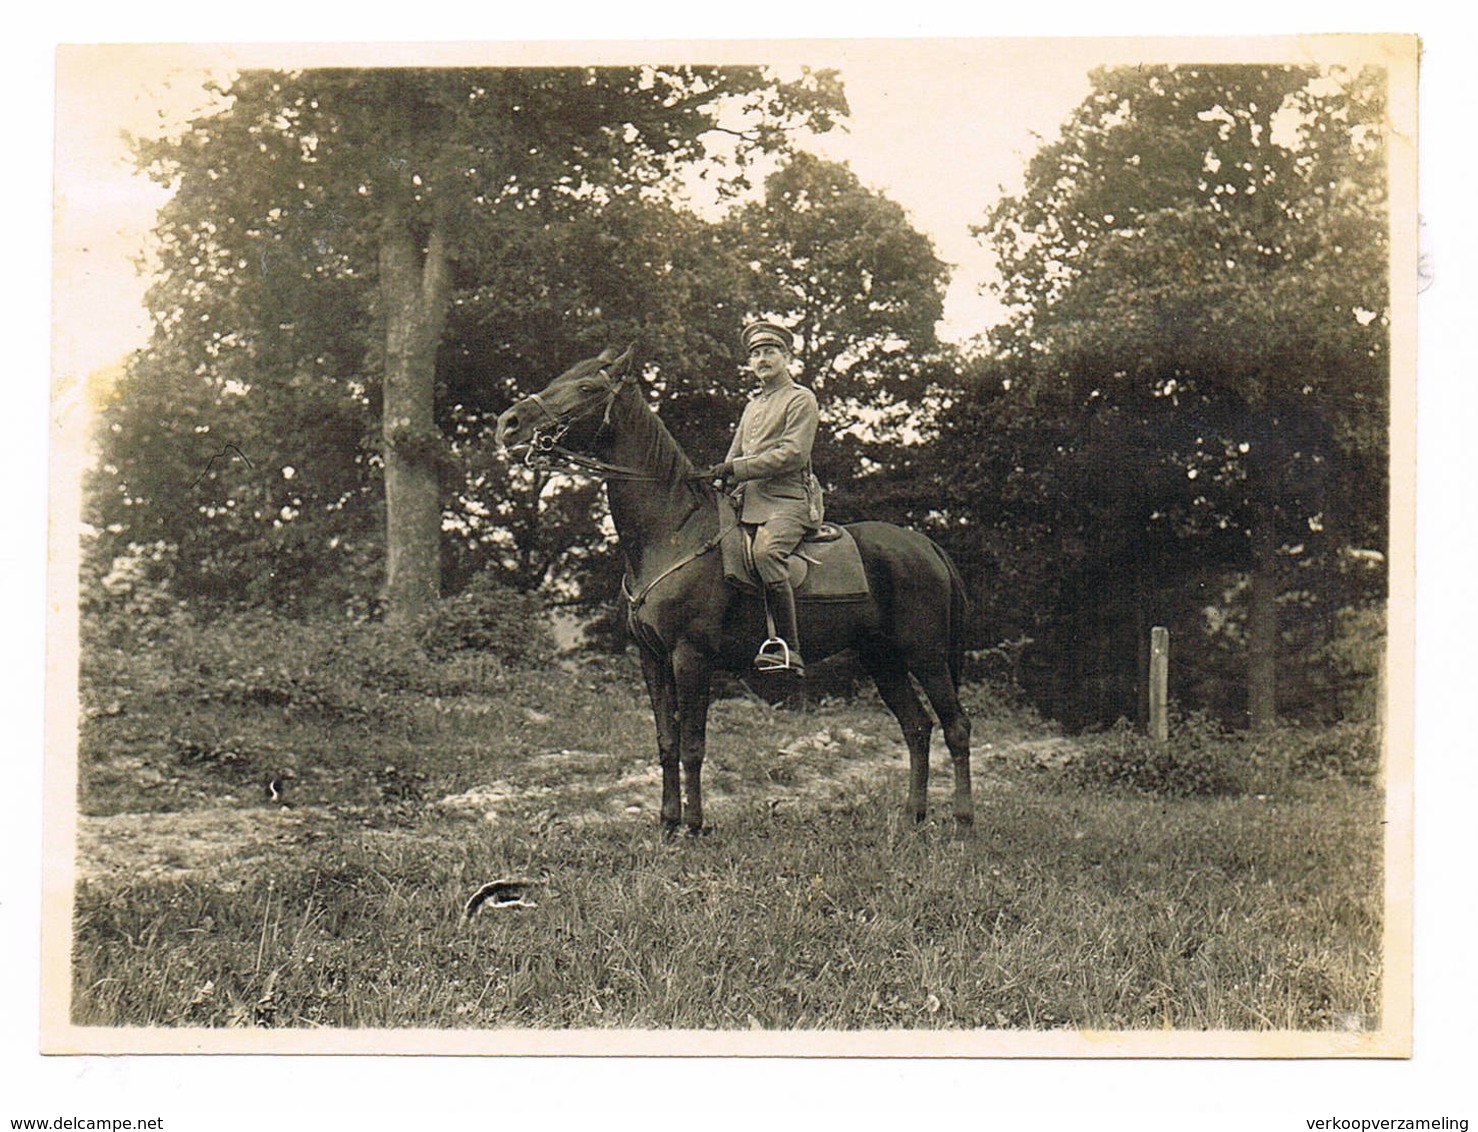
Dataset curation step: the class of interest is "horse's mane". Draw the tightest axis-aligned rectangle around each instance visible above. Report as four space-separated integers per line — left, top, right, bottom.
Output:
612 382 701 488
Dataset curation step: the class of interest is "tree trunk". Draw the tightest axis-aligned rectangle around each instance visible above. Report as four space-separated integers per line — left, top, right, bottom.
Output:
1133 558 1149 728
1246 492 1279 731
379 205 450 625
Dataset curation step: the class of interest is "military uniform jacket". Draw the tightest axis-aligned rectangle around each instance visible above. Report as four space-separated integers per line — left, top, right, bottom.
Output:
724 379 824 527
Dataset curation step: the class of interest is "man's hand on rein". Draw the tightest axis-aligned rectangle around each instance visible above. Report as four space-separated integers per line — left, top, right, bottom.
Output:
692 461 735 486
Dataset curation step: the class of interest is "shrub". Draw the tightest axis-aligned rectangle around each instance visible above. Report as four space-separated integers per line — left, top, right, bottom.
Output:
1068 712 1256 797
958 679 1045 728
78 610 430 728
80 583 558 729
962 638 1033 687
81 541 179 622
161 612 429 726
1312 604 1386 721
416 577 553 667
1256 720 1383 784
1066 710 1384 796
79 612 186 719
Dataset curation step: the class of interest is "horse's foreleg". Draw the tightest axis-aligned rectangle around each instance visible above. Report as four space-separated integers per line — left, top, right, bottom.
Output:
639 645 682 835
671 642 713 835
864 653 934 824
917 664 974 834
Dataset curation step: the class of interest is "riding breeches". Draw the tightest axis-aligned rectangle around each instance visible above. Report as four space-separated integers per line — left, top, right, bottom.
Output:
751 514 811 585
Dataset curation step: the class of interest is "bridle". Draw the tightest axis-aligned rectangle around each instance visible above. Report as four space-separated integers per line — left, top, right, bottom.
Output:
519 366 665 482
513 360 742 631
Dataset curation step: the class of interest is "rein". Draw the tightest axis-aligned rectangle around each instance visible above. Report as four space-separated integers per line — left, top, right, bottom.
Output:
523 437 668 482
522 368 668 482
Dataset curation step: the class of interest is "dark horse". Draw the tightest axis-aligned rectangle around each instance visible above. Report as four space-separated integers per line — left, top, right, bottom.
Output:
495 346 973 835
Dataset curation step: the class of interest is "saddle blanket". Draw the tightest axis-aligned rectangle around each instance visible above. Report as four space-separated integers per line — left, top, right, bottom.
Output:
718 496 870 602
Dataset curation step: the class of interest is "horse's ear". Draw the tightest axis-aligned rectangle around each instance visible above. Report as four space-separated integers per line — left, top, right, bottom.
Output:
608 344 636 376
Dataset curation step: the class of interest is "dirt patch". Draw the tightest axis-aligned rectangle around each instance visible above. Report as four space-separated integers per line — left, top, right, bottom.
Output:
75 806 335 885
76 722 1037 882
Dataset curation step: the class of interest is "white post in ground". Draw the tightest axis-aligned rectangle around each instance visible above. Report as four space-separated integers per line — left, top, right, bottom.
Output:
1150 626 1170 743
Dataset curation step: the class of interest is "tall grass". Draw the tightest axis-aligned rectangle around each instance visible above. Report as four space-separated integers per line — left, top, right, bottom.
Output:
71 610 1384 1032
72 770 1382 1031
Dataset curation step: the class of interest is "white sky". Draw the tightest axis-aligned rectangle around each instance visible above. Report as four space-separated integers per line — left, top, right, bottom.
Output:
802 45 1092 341
52 49 215 382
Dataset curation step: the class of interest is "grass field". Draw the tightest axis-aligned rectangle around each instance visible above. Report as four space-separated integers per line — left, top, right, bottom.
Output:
69 645 1384 1033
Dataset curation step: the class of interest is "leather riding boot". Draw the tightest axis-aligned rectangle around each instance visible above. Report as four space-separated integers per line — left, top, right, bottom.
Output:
757 580 805 675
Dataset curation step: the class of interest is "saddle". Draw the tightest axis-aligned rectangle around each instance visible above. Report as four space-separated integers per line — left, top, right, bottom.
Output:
718 496 870 602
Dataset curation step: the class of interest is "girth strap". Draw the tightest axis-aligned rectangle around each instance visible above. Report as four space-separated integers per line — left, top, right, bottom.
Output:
622 510 740 622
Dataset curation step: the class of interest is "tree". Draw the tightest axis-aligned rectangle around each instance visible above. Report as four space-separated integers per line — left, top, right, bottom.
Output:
723 153 948 388
86 245 382 615
717 153 952 520
976 64 1390 728
115 65 847 622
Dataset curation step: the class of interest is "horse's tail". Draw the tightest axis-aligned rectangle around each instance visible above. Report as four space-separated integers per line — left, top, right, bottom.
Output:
930 539 971 692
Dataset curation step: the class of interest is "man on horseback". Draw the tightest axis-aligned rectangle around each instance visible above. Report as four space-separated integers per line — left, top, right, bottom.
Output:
498 342 974 832
703 320 824 677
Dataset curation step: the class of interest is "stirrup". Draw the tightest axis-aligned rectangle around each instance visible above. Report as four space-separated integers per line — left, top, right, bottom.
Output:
754 637 804 674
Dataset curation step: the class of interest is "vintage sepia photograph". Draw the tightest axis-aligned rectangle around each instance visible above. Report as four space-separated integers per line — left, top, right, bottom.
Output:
43 35 1417 1059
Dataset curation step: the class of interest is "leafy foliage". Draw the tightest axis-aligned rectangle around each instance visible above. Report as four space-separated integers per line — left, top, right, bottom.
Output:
416 574 553 665
95 66 848 618
717 154 954 515
1068 712 1258 797
1278 719 1381 783
112 612 431 725
1065 709 1381 796
966 64 1391 727
1310 602 1386 720
722 153 948 395
81 594 549 737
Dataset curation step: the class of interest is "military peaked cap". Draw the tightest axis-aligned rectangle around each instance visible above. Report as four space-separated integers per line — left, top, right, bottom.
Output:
742 320 795 354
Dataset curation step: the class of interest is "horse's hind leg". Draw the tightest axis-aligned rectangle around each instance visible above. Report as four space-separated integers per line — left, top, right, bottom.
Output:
863 651 933 824
915 662 974 833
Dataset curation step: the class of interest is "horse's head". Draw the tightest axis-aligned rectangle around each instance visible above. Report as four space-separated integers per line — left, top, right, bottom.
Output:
495 345 635 455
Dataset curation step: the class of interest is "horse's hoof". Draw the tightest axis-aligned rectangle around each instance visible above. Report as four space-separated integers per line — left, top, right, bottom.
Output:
684 824 712 838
